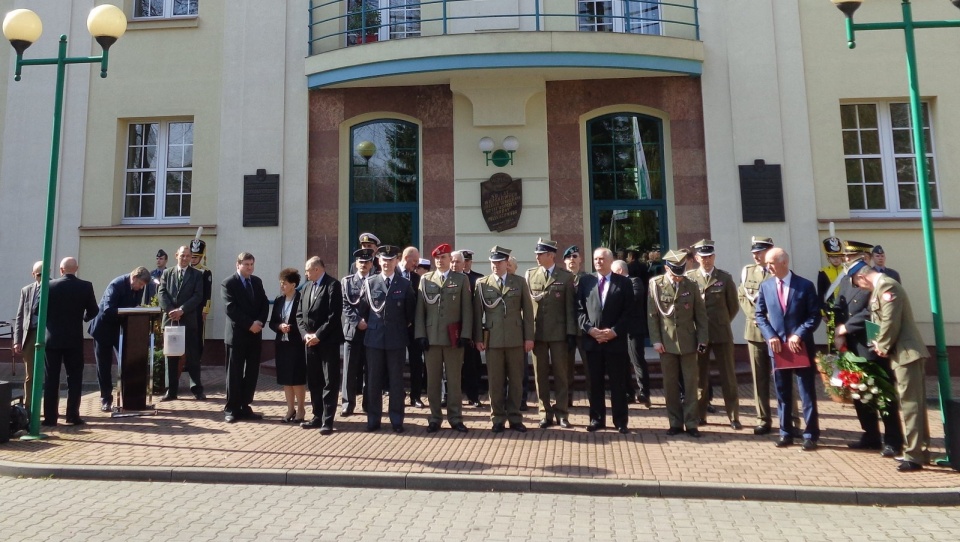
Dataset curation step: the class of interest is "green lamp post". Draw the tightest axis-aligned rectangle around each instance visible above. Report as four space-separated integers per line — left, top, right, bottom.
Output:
3 5 127 438
830 0 960 468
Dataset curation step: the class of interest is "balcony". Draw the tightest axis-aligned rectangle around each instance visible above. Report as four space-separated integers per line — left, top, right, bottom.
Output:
306 0 703 89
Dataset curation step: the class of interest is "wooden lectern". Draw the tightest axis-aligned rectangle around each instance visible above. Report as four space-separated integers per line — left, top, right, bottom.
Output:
117 307 162 413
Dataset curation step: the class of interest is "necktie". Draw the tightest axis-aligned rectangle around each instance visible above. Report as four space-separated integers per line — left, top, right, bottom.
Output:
244 277 254 299
311 280 320 303
598 276 607 302
498 276 504 289
543 267 550 280
176 269 183 290
777 279 787 311
385 276 392 290
33 284 40 309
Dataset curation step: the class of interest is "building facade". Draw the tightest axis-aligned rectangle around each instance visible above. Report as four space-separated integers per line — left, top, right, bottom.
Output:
0 0 956 349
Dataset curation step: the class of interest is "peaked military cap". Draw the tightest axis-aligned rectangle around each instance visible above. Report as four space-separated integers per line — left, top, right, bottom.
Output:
693 239 715 256
750 236 774 253
663 249 687 276
359 232 380 246
871 245 885 255
353 248 374 262
377 245 400 259
417 258 431 269
534 238 558 254
461 249 475 261
489 246 512 262
822 237 843 256
156 249 168 259
842 240 873 255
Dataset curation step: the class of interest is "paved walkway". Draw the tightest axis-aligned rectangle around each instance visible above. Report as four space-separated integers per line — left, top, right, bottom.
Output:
1 365 958 505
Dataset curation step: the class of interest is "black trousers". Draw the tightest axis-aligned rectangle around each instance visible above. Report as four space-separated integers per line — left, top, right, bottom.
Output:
366 346 406 428
626 333 650 398
851 334 904 449
341 337 366 410
585 349 629 429
44 347 84 422
306 343 341 427
224 340 262 415
94 336 118 402
461 344 483 401
407 337 425 400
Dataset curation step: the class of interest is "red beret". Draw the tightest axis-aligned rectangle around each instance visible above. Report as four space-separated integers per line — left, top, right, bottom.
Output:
431 243 452 258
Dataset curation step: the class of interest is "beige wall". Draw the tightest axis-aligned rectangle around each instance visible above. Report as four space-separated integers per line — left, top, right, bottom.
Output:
801 1 960 343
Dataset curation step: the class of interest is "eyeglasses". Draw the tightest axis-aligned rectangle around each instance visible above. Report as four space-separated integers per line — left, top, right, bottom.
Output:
567 254 580 259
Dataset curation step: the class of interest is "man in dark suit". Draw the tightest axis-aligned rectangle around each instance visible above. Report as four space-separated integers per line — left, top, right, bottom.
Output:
43 257 99 426
576 247 635 434
158 245 206 401
298 256 344 434
88 266 152 411
755 248 821 451
13 261 43 413
340 248 374 416
401 246 425 408
452 249 485 407
360 245 416 432
221 252 270 423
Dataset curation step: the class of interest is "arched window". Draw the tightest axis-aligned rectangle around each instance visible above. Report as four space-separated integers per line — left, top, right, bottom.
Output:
587 112 667 257
349 119 420 259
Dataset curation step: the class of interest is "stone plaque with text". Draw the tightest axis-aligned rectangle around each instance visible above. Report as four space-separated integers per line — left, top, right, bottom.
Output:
480 173 522 232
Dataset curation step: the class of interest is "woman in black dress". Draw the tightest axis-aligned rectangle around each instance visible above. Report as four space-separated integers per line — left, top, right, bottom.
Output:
269 268 307 422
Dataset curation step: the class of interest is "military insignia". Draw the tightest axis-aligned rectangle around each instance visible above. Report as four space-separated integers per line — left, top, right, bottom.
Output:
882 292 895 302
555 293 561 298
715 281 724 287
681 291 690 297
446 283 458 288
684 303 691 309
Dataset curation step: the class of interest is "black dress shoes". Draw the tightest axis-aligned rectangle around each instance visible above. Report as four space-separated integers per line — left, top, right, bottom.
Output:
753 424 771 435
666 427 682 436
491 422 505 433
510 422 527 433
730 420 743 430
471 400 483 408
159 393 177 402
366 423 382 432
243 411 264 421
558 418 572 429
881 445 900 458
638 395 652 408
426 422 440 433
897 461 923 472
848 437 883 450
440 397 447 408
801 439 817 451
64 417 85 426
686 428 701 438
100 400 112 412
340 408 353 417
301 418 323 429
706 405 717 414
617 426 629 435
319 425 333 435
586 421 605 432
393 425 405 434
411 398 425 408
698 418 708 426
538 418 553 429
41 419 57 427
193 391 207 401
452 423 469 433
775 436 794 448
225 414 237 424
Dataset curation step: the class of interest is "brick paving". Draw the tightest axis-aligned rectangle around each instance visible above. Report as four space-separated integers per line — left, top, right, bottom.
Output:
2 364 958 491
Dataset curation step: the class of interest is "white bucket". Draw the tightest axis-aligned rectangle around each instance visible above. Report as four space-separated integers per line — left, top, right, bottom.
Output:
163 326 185 357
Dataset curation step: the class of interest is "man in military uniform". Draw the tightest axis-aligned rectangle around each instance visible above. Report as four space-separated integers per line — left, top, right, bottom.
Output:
686 240 741 429
871 245 901 284
817 236 845 308
474 246 534 433
525 239 577 429
453 249 484 407
340 248 374 417
401 246 426 408
563 245 589 402
649 249 708 437
351 232 382 276
189 231 214 362
836 242 904 457
848 261 930 471
415 243 472 433
359 245 416 433
738 236 777 435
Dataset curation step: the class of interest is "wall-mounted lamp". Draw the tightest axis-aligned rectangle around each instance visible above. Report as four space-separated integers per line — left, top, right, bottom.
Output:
355 140 376 167
479 136 519 167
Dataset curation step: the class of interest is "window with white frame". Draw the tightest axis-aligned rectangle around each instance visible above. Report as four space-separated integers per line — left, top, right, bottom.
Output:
841 101 939 215
123 121 193 223
134 0 198 19
578 1 661 35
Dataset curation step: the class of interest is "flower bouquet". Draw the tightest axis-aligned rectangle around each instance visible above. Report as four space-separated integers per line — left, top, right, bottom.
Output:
816 347 897 415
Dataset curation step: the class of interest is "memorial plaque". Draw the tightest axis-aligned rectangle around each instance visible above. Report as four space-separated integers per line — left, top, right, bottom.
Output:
243 169 280 227
480 173 523 232
739 159 785 223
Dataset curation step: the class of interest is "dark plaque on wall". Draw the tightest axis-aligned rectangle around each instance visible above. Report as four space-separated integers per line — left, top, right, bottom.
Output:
739 159 785 223
480 173 523 232
243 169 280 227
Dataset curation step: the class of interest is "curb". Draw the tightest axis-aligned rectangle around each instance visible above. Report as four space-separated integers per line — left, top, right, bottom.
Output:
2 459 958 506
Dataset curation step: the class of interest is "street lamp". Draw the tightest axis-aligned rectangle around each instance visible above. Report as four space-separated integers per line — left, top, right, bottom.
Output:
3 5 127 439
830 0 960 469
